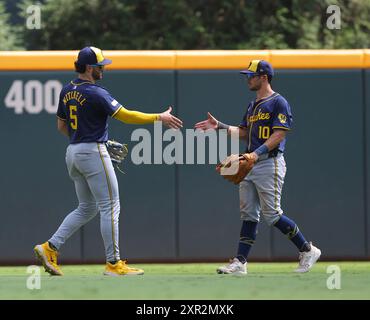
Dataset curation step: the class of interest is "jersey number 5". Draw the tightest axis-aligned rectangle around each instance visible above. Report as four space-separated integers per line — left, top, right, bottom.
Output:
69 105 78 130
258 126 270 139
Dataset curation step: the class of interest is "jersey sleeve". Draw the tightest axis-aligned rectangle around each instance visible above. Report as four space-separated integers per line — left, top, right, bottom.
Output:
56 89 66 121
272 96 292 130
95 87 123 116
113 106 159 124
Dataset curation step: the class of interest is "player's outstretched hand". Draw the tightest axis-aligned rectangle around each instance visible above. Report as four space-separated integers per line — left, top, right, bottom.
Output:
194 112 218 131
159 106 183 129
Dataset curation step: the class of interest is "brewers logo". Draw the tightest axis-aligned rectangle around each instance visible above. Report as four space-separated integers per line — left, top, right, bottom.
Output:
278 113 287 124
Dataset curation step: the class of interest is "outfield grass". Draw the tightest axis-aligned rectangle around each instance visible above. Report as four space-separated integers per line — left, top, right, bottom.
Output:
0 262 369 300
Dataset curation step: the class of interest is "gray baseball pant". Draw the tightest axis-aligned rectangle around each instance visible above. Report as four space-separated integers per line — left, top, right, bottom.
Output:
239 153 286 225
49 142 120 262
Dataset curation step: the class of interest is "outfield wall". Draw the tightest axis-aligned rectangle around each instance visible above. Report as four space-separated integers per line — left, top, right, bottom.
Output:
0 50 369 264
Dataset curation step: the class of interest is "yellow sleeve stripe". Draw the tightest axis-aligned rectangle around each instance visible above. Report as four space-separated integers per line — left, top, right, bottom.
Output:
57 116 66 121
113 106 159 124
111 106 122 118
272 126 291 130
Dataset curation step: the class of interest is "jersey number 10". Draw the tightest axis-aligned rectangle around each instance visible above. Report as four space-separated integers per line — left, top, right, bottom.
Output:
258 126 270 139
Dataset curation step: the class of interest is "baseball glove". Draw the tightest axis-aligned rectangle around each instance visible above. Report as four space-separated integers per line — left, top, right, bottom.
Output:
216 153 255 185
106 139 128 173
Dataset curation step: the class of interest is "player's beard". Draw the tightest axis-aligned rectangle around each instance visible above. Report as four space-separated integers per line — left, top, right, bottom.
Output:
248 82 261 91
92 68 103 81
248 80 262 91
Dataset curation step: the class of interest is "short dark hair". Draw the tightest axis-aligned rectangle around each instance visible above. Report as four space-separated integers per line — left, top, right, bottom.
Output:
74 61 86 73
260 73 272 84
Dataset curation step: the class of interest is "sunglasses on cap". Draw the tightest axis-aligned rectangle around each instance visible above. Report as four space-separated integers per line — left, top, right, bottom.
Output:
246 73 268 79
89 64 104 69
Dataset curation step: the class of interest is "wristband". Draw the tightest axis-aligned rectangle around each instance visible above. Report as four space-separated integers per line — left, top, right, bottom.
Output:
217 121 230 130
254 144 269 156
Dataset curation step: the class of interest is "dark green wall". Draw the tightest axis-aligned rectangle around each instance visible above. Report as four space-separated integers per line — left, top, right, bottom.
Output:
365 70 370 259
0 68 368 263
273 70 366 259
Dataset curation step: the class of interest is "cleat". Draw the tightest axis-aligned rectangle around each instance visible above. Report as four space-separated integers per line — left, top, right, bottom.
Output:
294 242 321 273
34 242 63 276
104 260 144 276
217 258 247 275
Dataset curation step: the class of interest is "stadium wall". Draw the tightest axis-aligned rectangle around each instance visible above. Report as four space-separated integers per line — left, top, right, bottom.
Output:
0 50 368 263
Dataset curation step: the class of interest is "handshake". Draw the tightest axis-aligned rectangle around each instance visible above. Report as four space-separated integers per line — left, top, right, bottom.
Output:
110 109 255 183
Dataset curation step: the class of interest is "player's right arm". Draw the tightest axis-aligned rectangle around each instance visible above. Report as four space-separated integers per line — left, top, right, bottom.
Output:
229 126 247 139
57 118 69 137
56 88 69 137
113 105 183 129
96 87 182 129
194 112 248 139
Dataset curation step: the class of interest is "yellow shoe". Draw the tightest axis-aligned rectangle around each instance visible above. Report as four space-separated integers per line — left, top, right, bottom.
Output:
34 242 63 276
104 260 144 276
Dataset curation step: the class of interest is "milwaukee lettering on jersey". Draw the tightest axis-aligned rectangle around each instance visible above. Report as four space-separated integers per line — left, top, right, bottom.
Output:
239 92 292 153
248 111 271 123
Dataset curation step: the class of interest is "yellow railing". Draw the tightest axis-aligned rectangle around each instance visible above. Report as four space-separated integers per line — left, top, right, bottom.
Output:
0 49 369 70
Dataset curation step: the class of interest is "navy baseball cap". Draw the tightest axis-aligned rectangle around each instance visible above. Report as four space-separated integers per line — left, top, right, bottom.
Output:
240 60 274 77
76 46 112 66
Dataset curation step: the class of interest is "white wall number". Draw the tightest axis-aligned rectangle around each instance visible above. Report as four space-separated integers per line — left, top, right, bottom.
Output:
25 80 43 114
4 80 62 114
4 80 24 114
44 80 62 114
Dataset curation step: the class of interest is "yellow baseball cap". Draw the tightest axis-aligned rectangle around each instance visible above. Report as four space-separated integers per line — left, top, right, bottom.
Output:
76 46 112 66
240 60 274 77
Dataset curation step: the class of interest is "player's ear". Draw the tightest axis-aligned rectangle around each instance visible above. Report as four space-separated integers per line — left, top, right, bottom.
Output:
85 65 93 73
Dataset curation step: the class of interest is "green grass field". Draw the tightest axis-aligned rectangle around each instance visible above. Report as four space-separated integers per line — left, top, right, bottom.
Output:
0 262 369 300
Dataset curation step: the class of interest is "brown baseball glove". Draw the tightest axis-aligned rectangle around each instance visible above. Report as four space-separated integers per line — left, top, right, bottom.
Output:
216 153 256 185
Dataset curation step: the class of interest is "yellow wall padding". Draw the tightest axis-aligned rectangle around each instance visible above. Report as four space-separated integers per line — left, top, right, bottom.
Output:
0 50 369 70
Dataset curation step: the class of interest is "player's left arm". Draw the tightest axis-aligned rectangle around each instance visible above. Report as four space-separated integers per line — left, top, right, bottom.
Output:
248 129 287 161
263 129 287 151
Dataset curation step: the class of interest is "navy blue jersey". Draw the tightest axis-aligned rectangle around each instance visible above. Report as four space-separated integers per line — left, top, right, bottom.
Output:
239 93 292 153
57 78 122 144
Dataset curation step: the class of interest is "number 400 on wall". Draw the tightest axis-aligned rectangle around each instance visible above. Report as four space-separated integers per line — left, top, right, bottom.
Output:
4 80 63 114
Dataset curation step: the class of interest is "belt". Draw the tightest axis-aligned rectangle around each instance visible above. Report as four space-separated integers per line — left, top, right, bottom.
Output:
256 149 282 162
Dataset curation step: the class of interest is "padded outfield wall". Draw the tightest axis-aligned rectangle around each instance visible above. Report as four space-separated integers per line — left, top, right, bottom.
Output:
0 50 369 264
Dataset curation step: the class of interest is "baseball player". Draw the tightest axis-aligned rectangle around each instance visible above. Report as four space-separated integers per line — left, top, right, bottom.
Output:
34 46 183 276
195 60 321 274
